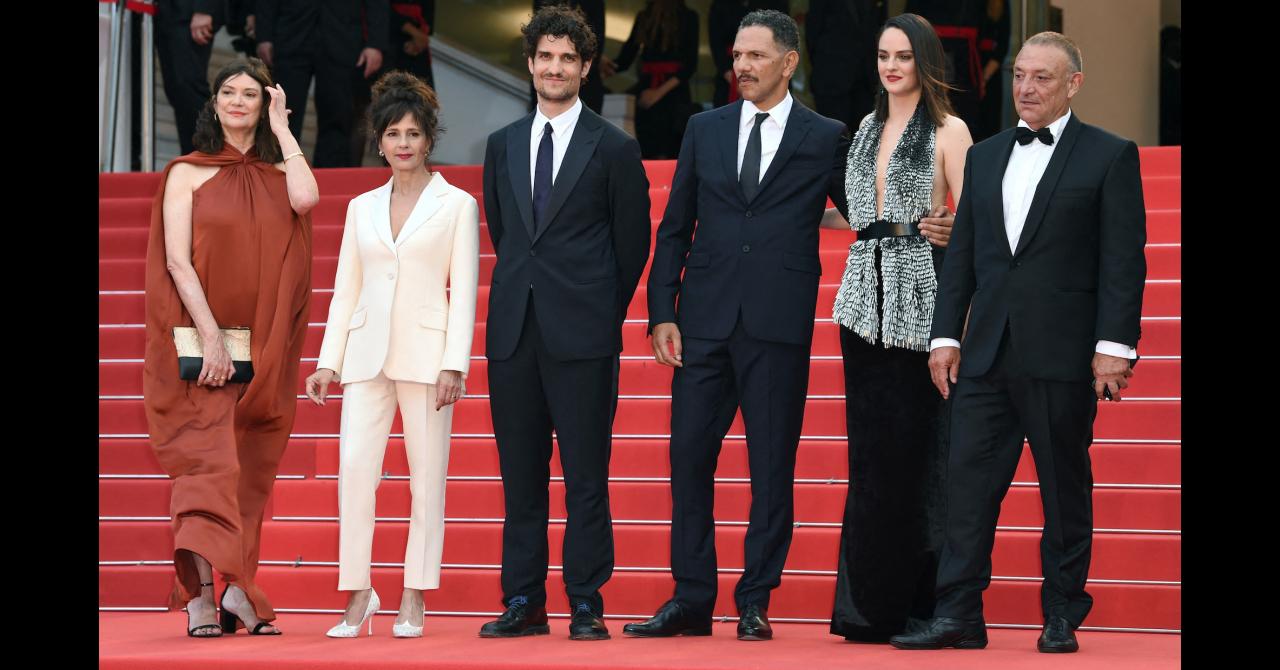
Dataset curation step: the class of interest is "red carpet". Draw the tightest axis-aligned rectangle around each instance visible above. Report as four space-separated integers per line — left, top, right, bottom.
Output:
99 612 1180 670
100 149 1180 647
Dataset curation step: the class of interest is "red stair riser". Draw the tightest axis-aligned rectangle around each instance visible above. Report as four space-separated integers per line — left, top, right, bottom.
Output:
98 479 1181 530
98 273 1182 325
96 357 1182 399
99 397 1183 440
96 565 1182 630
99 437 1182 486
100 521 1181 583
99 318 1185 360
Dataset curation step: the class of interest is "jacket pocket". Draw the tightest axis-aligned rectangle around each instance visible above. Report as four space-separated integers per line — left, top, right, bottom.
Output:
348 308 368 329
782 253 822 275
419 306 449 330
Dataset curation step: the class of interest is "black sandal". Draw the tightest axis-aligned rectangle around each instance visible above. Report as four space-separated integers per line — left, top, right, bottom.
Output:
219 585 282 635
187 581 223 638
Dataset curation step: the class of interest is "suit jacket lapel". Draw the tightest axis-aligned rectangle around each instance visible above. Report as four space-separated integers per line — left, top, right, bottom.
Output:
533 108 604 244
393 172 449 248
505 113 536 241
372 178 397 255
753 101 814 200
1013 113 1082 257
718 100 746 205
992 130 1017 259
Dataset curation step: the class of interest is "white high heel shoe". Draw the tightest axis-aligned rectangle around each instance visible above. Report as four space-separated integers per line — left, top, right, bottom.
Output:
326 589 380 638
392 613 424 638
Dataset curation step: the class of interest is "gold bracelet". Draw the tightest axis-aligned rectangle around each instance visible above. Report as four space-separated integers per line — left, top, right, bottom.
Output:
283 151 305 162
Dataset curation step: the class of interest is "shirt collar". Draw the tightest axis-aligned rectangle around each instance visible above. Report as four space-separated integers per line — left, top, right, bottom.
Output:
741 92 794 131
1016 108 1072 143
533 98 583 139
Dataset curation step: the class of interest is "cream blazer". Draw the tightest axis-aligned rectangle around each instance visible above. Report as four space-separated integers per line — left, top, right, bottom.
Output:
316 173 479 385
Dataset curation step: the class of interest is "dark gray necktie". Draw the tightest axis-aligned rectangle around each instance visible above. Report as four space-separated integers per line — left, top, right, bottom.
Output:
739 112 769 201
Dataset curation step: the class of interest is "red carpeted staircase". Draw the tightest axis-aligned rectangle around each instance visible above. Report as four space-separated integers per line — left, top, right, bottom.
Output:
99 150 1181 635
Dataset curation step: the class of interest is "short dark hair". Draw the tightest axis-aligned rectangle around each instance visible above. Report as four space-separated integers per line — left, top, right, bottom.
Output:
521 4 598 62
192 58 282 162
367 70 443 158
738 9 800 54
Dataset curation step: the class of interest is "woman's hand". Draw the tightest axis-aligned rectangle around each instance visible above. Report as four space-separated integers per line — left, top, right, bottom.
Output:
305 368 339 405
638 88 665 110
198 330 235 387
265 84 292 138
435 370 465 411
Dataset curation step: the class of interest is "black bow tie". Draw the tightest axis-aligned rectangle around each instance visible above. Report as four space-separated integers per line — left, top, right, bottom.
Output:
1015 126 1054 146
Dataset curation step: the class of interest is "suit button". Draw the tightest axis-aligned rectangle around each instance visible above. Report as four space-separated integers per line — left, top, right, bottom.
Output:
529 249 537 257
745 211 753 218
742 244 751 253
387 273 395 280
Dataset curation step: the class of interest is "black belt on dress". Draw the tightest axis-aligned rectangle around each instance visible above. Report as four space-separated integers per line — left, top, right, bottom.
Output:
858 220 922 240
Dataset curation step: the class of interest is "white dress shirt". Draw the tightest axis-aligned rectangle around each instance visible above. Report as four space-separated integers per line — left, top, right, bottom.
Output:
529 98 583 192
737 92 794 182
930 109 1136 360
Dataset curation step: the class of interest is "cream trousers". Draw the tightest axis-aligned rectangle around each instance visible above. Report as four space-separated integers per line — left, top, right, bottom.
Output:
337 370 452 591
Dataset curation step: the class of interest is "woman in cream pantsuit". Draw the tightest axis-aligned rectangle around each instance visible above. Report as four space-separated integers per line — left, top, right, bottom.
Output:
305 72 479 639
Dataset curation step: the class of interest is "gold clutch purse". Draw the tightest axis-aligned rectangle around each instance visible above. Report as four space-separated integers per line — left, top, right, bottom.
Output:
172 326 254 383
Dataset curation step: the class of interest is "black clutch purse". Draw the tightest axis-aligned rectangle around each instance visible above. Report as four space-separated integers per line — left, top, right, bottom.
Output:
172 326 254 383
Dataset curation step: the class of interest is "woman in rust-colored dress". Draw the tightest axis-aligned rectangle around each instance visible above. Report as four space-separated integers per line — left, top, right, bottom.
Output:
143 58 318 637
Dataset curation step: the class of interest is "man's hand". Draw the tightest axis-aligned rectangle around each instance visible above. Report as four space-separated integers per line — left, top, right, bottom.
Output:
1091 352 1133 401
919 205 953 247
257 41 274 67
928 346 960 399
651 322 684 367
245 14 256 40
190 12 214 45
357 47 384 78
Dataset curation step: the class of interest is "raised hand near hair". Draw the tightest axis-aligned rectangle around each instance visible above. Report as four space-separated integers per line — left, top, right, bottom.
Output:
435 370 465 411
265 84 291 136
919 205 953 247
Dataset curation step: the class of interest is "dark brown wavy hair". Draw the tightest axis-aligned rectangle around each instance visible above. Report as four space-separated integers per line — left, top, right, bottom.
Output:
521 4 598 62
367 70 444 162
873 13 955 127
192 58 283 162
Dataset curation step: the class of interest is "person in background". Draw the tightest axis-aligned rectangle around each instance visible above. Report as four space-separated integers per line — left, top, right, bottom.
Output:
904 0 986 132
974 0 1010 141
307 70 478 639
351 1 438 165
255 0 389 167
708 0 788 108
602 0 699 159
805 0 885 132
143 57 318 638
155 0 226 155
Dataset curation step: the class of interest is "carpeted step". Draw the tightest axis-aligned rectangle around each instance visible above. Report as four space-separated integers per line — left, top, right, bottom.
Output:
98 396 1183 441
97 356 1182 399
99 521 1180 583
98 478 1181 531
96 564 1182 630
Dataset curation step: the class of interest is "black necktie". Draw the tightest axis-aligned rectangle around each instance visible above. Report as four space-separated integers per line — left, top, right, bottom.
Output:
739 112 770 201
1014 125 1054 146
533 121 553 229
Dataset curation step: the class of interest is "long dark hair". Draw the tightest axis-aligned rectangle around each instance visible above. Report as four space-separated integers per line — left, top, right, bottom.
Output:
191 58 283 163
638 0 686 52
873 13 954 127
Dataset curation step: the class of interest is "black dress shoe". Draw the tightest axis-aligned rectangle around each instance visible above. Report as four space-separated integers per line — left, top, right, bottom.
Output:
622 600 712 637
889 617 988 650
1037 616 1079 653
568 604 610 641
736 604 772 641
478 597 550 638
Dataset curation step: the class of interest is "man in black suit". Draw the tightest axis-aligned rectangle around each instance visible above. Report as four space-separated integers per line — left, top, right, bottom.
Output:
623 9 849 642
890 32 1146 654
254 0 389 167
478 4 651 642
804 0 885 131
155 0 225 156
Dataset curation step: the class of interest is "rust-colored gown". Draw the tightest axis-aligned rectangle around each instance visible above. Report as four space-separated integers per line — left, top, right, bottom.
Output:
142 144 311 621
